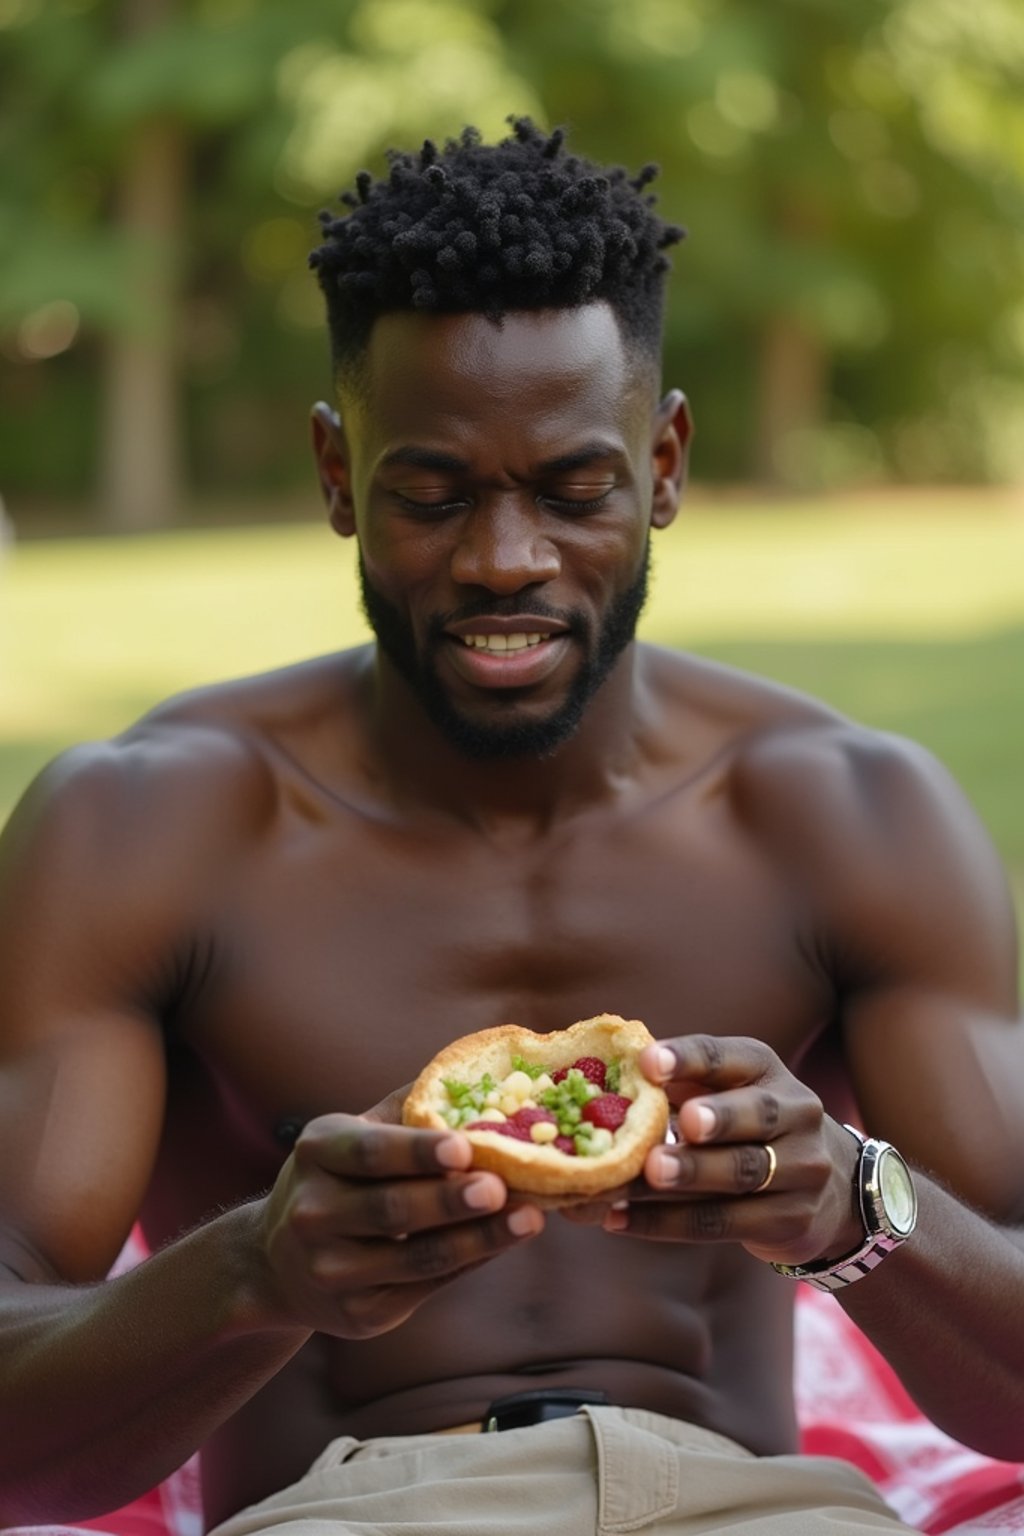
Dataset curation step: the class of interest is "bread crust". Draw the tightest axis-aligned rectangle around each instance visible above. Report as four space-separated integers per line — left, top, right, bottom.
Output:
402 1014 669 1203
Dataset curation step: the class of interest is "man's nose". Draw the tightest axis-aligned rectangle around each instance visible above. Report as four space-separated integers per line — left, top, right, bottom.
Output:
449 501 561 593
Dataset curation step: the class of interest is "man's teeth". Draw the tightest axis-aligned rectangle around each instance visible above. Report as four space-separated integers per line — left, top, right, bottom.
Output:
461 633 546 652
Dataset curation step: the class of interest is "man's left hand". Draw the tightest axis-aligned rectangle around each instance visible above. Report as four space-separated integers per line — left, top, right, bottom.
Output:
593 1035 867 1268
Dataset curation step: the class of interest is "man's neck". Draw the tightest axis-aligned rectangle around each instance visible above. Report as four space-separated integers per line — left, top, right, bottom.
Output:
358 645 654 835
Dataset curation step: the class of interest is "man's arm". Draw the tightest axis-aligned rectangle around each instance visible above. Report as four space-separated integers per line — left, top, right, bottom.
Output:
0 743 306 1521
818 734 1024 1456
606 727 1024 1458
0 741 536 1524
808 731 1024 1457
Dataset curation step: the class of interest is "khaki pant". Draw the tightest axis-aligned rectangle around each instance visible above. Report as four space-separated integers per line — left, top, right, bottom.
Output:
208 1405 920 1535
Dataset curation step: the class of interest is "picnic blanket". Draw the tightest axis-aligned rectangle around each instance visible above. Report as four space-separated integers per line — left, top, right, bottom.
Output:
8 1230 1024 1536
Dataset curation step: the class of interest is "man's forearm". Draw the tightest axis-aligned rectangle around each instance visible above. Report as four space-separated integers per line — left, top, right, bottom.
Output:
0 1200 309 1525
839 1174 1024 1460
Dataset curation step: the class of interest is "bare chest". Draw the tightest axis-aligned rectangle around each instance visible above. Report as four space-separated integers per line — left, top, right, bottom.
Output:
147 792 831 1231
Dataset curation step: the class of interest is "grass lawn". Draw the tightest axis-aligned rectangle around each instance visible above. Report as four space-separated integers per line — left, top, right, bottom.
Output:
2 491 1022 950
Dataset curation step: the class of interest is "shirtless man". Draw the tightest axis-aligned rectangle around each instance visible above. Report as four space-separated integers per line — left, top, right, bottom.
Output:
1 118 1023 1536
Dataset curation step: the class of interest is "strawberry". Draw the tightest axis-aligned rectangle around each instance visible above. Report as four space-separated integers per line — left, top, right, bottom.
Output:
581 1093 631 1132
554 1135 577 1156
463 1119 532 1141
551 1056 607 1089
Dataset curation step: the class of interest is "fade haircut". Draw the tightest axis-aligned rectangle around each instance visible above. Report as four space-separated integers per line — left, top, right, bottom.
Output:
309 116 683 388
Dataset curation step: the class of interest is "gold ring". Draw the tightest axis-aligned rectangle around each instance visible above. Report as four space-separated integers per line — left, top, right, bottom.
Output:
753 1143 778 1194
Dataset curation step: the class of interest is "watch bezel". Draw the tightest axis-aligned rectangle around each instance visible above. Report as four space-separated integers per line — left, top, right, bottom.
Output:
863 1140 917 1240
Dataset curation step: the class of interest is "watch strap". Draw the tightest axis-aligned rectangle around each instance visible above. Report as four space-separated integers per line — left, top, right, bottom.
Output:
773 1231 905 1292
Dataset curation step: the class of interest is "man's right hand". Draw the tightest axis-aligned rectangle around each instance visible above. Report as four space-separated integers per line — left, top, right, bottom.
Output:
257 1111 545 1339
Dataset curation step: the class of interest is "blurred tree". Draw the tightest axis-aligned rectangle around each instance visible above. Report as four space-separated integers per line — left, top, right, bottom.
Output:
0 0 1022 523
493 0 1024 488
98 0 185 530
0 0 539 527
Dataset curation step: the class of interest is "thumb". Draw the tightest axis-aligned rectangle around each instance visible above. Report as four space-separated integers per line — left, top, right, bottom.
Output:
362 1081 415 1127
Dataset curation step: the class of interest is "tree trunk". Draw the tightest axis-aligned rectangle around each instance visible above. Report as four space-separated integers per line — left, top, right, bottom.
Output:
99 2 186 531
752 314 828 488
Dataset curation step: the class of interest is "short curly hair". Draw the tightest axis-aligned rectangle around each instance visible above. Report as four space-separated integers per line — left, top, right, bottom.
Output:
309 116 683 386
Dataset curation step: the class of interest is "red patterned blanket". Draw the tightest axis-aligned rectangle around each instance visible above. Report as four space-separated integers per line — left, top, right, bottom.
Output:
10 1234 1024 1536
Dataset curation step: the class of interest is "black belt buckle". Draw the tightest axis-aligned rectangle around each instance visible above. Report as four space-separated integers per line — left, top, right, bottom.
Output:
483 1387 609 1432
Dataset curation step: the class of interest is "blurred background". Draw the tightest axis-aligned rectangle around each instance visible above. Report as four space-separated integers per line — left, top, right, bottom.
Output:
0 0 1022 948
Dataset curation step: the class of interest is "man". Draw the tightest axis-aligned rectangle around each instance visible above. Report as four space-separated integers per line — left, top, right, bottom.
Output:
0 118 1022 1536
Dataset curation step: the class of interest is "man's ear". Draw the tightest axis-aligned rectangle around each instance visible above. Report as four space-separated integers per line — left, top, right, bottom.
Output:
650 389 694 530
311 401 356 537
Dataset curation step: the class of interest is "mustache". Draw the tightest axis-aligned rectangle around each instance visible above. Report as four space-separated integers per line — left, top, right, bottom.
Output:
431 595 586 632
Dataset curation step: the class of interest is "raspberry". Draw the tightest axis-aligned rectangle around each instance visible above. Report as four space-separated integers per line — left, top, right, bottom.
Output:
581 1093 631 1132
551 1056 607 1089
463 1119 532 1141
554 1135 577 1156
509 1106 558 1133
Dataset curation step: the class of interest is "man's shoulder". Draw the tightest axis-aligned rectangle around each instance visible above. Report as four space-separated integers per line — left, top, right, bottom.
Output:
648 641 930 776
137 649 365 743
687 662 1015 975
2 729 264 905
646 642 852 765
721 670 967 869
734 696 957 850
4 651 366 876
646 643 991 880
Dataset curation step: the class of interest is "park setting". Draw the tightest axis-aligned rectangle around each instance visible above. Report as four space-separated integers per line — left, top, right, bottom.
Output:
3 5 1024 1532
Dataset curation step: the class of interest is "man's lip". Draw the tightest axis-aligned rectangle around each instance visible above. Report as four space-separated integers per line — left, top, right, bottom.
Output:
445 617 569 639
442 631 571 690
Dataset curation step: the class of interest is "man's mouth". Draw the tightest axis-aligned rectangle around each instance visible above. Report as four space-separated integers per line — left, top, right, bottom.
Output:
440 620 573 692
458 632 547 653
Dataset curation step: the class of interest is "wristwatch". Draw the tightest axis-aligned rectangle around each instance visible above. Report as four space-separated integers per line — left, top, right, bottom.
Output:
771 1124 918 1293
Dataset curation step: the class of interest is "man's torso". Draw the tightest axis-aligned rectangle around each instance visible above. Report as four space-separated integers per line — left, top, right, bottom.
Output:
105 643 860 1519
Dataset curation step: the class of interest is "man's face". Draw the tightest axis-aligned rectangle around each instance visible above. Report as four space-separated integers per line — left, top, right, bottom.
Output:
333 304 681 759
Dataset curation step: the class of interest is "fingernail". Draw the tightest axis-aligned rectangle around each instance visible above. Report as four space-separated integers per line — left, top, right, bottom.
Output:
648 1148 679 1186
436 1136 469 1169
654 1046 676 1079
463 1176 502 1211
603 1207 629 1232
508 1206 544 1237
693 1104 716 1140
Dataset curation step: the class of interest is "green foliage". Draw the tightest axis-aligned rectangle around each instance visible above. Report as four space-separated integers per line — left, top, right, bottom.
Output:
1 0 1023 507
492 0 1024 484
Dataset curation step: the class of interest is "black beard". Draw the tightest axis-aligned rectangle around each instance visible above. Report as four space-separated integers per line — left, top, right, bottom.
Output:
358 544 651 761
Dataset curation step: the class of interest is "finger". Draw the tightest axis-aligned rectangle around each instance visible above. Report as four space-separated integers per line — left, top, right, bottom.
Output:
676 1086 791 1146
639 1141 779 1197
603 1192 800 1247
292 1166 510 1240
295 1115 473 1179
363 1083 415 1126
558 1189 632 1226
312 1203 545 1291
641 1035 774 1096
335 1232 538 1338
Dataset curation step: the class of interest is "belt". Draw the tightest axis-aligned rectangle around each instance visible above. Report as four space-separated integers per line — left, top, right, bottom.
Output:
436 1388 610 1434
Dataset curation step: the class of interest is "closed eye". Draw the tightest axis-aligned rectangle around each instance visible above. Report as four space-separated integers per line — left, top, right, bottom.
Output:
393 492 470 517
541 486 615 514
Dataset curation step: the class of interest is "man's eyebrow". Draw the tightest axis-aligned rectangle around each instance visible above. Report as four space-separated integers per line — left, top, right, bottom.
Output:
377 441 625 477
532 443 625 475
379 446 470 474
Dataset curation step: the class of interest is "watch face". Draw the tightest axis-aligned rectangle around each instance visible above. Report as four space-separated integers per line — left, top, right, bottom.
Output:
878 1147 917 1236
